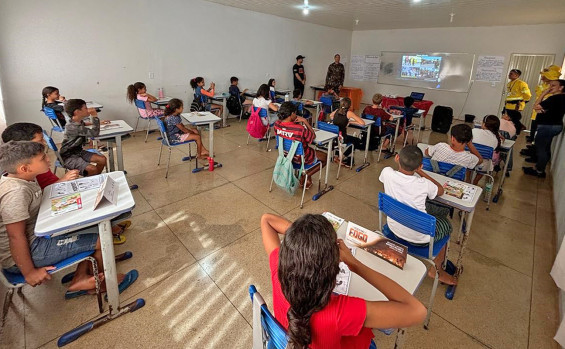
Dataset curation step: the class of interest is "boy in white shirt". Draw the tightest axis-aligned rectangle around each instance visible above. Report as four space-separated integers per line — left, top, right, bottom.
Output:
379 145 457 285
426 124 483 181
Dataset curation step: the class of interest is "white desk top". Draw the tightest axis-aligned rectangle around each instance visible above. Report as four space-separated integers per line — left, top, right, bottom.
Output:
86 101 103 109
501 139 515 150
35 172 136 237
336 221 427 300
417 143 429 155
211 94 229 99
314 129 338 145
423 170 482 212
181 112 221 125
152 97 173 105
97 120 133 138
300 99 323 106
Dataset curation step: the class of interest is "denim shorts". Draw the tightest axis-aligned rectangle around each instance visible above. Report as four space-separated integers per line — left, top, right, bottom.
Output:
5 228 98 273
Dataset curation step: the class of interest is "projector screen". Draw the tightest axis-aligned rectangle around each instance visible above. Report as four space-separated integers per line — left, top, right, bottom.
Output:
379 52 475 92
400 55 442 81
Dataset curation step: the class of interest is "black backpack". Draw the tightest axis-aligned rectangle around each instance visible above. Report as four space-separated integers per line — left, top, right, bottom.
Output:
190 94 205 112
226 95 241 115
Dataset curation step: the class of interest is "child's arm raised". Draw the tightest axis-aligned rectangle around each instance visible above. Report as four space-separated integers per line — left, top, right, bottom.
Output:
339 240 427 329
6 221 55 286
260 213 291 255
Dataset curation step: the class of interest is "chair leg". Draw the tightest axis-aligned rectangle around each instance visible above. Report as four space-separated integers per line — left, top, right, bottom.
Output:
88 256 103 314
337 146 342 180
1 288 15 329
265 127 271 152
424 266 440 329
144 119 152 143
300 174 308 209
247 134 250 145
350 147 354 170
134 116 141 135
157 143 163 166
166 148 172 178
317 163 322 192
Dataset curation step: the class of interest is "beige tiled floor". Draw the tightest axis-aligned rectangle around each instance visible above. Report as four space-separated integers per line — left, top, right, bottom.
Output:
0 118 560 348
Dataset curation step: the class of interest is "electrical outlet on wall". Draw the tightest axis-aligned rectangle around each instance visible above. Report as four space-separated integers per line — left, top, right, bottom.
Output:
149 72 155 79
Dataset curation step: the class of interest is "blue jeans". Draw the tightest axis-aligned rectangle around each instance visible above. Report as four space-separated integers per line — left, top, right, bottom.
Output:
535 124 563 172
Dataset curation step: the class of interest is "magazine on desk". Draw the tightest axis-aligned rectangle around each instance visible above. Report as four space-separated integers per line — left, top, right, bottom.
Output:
345 222 407 269
443 180 477 202
100 123 122 130
333 248 356 295
322 212 345 232
51 193 82 216
50 174 107 198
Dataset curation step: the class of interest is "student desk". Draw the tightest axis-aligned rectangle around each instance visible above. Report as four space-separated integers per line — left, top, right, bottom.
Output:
414 109 425 143
181 112 221 159
243 91 257 99
422 170 482 300
151 97 173 107
209 94 229 127
348 118 375 172
493 139 515 202
336 219 427 348
35 172 144 346
389 113 404 154
95 120 134 172
300 99 323 127
312 129 338 201
86 101 103 110
309 85 326 100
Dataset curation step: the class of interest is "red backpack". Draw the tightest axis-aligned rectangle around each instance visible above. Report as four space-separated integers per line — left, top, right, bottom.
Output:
246 106 268 139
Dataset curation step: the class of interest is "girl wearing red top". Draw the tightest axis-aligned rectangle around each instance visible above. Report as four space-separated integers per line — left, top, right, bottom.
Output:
261 213 426 349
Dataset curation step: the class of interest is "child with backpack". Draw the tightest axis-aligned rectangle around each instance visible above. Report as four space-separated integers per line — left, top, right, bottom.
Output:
190 77 223 117
227 76 252 115
253 84 279 126
274 102 326 189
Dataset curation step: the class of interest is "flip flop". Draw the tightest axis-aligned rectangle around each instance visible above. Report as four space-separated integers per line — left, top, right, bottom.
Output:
104 269 138 301
115 220 132 232
113 235 127 245
61 251 133 284
65 289 96 299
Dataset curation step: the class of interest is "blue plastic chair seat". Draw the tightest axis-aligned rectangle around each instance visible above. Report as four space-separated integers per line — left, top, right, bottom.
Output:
3 250 95 286
166 138 196 146
382 224 449 259
52 126 64 133
293 159 321 171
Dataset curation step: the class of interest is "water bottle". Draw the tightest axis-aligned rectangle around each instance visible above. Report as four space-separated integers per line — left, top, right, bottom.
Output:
158 88 164 99
208 157 214 171
285 93 290 102
483 181 492 202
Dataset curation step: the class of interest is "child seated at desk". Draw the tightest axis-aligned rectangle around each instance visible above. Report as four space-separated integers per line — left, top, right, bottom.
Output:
268 78 284 103
228 76 252 110
253 84 279 126
274 102 325 189
0 141 137 293
471 115 502 185
390 96 419 145
164 98 209 159
425 124 482 179
260 213 426 348
41 86 67 127
60 99 108 177
1 123 131 244
291 89 312 120
190 77 223 117
127 82 165 118
329 97 365 165
379 146 456 285
500 110 517 139
362 93 395 152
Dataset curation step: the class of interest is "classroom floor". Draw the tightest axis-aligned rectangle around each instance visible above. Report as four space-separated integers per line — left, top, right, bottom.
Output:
0 117 559 349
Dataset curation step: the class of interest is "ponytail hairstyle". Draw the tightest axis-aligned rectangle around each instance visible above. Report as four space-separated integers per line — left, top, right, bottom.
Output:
338 97 352 115
256 84 270 99
41 86 59 111
190 77 204 90
483 115 501 149
126 82 146 104
268 78 276 87
279 214 340 349
164 98 183 117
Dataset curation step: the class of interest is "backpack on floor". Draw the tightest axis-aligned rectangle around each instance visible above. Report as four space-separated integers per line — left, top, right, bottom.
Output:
273 137 302 195
190 94 205 112
246 106 268 139
226 95 241 115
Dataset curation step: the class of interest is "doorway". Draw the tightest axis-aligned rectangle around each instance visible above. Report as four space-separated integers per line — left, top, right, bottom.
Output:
498 54 555 130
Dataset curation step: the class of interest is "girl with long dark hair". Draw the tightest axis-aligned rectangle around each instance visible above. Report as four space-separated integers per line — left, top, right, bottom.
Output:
261 213 426 348
164 98 209 158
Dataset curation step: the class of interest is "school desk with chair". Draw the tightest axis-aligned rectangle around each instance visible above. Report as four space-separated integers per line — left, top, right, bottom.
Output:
95 120 134 173
300 99 323 127
492 138 515 203
311 128 338 201
346 118 375 172
209 93 230 127
34 172 144 347
181 111 223 170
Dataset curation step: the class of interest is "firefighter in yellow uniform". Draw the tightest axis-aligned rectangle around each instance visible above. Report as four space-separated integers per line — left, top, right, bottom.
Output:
528 65 562 141
505 69 532 118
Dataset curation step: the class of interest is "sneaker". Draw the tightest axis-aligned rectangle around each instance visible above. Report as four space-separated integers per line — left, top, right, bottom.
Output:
522 167 546 178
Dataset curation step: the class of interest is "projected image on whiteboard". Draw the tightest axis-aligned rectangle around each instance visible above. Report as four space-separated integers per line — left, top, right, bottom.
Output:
400 55 442 81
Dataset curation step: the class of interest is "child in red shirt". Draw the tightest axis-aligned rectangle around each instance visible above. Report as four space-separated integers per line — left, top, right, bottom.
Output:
261 213 426 349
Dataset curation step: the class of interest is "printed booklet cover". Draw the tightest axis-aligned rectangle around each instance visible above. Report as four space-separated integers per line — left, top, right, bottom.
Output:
443 180 477 202
51 193 82 216
345 221 407 269
322 212 345 232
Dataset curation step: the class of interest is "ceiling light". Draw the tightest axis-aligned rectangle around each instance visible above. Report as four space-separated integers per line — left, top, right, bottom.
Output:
303 6 309 15
413 0 422 3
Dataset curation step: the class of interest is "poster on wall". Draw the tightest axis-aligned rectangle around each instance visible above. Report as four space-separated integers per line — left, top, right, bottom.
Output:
475 56 505 82
350 55 380 81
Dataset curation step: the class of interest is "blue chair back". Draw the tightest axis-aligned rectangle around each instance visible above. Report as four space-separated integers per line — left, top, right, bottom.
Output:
251 106 268 118
320 96 333 107
317 121 339 135
134 99 147 110
466 143 494 160
43 107 59 121
378 192 436 237
269 90 276 101
154 117 171 146
422 158 466 181
362 113 382 127
278 136 305 156
43 131 59 152
249 285 288 349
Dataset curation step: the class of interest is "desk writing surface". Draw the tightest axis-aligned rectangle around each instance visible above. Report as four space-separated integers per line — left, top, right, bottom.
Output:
336 221 426 300
98 120 133 138
501 139 515 150
313 129 337 144
181 112 221 124
423 170 482 211
35 172 135 237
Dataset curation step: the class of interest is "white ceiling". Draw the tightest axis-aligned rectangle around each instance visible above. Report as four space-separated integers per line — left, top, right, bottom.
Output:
204 0 565 31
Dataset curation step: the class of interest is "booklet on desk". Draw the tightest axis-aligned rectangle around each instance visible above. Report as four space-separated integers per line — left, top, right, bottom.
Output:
345 222 407 269
322 212 345 232
51 193 82 216
93 176 119 210
334 248 356 295
443 180 477 202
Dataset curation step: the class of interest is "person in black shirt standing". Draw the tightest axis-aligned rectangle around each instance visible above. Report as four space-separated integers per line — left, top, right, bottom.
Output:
293 55 306 96
523 79 565 178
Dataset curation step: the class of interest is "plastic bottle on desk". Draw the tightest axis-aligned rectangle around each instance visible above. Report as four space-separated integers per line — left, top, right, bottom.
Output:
208 157 214 171
158 88 164 99
285 93 290 102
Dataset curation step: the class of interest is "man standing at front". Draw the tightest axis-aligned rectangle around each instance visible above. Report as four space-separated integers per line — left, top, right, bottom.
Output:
325 54 345 94
504 69 532 131
293 55 306 96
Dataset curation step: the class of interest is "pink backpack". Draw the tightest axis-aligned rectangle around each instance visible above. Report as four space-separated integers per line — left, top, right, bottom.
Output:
246 106 268 139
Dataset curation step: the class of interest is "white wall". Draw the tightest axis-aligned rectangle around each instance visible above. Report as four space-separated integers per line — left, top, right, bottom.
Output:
0 0 351 133
348 24 565 119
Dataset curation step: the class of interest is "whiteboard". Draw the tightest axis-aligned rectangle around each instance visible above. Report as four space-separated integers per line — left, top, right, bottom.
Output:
378 51 475 92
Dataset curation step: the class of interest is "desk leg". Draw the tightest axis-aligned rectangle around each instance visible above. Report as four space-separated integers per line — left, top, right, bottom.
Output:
222 98 227 127
356 125 371 172
315 104 320 128
392 118 401 153
116 136 124 172
394 328 407 349
209 122 214 158
107 145 115 172
445 209 475 300
57 219 145 347
494 147 512 202
417 116 424 143
312 140 335 201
